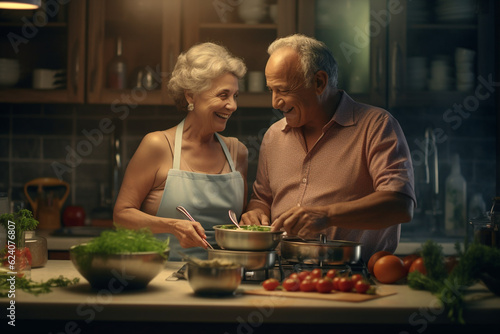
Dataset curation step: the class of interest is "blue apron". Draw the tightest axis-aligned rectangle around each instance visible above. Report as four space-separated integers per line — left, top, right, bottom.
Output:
156 119 244 260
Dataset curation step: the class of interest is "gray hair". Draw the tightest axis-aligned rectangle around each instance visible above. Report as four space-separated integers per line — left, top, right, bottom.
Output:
168 42 247 111
268 34 338 88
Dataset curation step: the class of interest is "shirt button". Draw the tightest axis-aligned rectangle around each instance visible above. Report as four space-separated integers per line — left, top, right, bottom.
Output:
302 178 307 183
297 203 301 207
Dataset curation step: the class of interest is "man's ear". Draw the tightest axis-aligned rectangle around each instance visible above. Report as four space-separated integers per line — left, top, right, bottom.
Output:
184 90 194 104
314 71 328 95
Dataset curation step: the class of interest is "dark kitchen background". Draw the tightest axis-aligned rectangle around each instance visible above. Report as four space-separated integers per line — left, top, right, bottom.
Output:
0 0 498 242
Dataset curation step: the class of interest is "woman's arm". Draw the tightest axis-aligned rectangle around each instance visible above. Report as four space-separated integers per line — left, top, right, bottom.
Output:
113 132 207 248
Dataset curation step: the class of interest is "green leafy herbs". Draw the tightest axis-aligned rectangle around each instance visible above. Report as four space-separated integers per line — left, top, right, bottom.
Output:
0 275 79 297
219 225 271 231
72 227 169 257
407 240 500 324
0 209 39 248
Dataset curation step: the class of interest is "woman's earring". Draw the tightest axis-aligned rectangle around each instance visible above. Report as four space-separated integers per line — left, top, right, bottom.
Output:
187 103 194 111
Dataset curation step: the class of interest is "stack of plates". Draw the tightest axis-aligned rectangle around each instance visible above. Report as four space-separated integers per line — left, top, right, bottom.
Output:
407 0 430 24
429 56 453 91
435 0 476 23
406 57 428 91
455 47 475 91
0 58 20 88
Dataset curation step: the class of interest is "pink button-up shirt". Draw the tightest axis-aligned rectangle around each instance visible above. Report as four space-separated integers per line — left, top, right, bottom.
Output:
250 92 416 261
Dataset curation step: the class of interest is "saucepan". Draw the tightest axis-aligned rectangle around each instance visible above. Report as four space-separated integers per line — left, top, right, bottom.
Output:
213 224 283 251
280 237 362 265
207 248 276 271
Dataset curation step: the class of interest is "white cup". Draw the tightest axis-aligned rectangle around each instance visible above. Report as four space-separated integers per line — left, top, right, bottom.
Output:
33 69 65 89
247 71 265 92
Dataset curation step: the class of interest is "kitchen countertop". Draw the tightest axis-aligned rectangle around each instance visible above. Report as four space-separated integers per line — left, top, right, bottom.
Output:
2 260 498 333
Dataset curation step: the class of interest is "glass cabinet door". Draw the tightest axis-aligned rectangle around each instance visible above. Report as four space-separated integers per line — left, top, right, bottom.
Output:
388 0 495 108
86 0 180 105
297 0 388 108
0 0 86 103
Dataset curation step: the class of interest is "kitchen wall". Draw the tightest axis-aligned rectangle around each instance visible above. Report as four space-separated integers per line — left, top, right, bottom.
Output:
0 100 496 239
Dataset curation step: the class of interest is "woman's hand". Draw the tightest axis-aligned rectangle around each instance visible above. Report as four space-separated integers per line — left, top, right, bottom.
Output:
240 209 270 226
271 206 330 238
172 219 208 248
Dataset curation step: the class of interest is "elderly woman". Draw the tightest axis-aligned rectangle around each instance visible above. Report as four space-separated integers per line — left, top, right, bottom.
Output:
114 43 248 260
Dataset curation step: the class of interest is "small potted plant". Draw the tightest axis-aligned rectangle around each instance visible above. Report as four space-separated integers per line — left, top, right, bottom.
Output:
0 209 39 278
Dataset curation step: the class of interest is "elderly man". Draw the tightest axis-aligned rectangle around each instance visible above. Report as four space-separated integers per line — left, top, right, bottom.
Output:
241 34 416 262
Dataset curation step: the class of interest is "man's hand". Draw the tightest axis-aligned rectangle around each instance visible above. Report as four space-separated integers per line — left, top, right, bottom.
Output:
271 206 330 238
240 209 270 226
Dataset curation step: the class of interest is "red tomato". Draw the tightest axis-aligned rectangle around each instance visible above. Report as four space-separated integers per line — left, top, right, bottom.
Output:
282 277 300 291
351 274 363 284
326 269 337 279
299 279 316 292
367 250 392 274
310 268 322 279
262 278 280 291
338 277 354 292
297 271 310 282
409 257 427 275
316 278 333 293
332 276 341 291
402 254 420 274
354 280 371 294
288 273 300 281
373 255 406 284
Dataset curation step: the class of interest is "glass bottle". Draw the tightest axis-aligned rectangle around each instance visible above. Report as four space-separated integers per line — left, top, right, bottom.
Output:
444 154 467 237
107 36 127 89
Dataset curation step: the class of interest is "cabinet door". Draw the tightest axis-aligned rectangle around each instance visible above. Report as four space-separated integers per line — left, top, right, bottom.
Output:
86 0 180 105
182 0 296 107
388 0 496 108
0 0 86 103
297 0 388 108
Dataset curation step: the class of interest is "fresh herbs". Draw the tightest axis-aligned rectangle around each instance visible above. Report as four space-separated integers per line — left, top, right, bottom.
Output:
71 227 169 257
407 240 500 324
0 275 79 297
0 209 39 247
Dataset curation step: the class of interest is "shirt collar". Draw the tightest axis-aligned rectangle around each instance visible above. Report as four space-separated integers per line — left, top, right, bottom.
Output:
281 90 356 133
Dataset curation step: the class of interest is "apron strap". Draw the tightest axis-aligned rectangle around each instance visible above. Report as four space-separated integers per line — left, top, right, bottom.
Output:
173 119 237 172
173 119 184 170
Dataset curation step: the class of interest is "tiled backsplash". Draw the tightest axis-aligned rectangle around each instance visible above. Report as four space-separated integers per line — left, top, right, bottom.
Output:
0 102 497 239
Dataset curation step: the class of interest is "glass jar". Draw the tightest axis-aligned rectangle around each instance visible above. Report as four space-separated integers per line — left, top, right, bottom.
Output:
1 228 31 279
25 230 48 268
469 215 499 248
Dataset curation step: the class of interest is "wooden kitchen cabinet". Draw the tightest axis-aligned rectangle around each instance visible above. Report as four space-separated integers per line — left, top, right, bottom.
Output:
388 0 496 108
297 0 495 109
182 0 296 107
0 0 86 103
86 0 181 105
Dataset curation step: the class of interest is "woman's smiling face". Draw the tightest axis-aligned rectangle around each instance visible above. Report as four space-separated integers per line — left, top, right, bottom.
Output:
188 72 240 132
265 48 319 128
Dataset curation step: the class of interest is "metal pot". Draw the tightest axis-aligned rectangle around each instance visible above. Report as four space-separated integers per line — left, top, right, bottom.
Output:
214 225 283 251
207 249 276 271
280 238 362 265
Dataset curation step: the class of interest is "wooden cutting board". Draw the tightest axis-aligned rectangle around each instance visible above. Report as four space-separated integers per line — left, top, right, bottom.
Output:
244 287 397 302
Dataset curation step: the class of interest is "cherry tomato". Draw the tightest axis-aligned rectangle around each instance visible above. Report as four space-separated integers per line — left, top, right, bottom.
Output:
288 273 300 281
408 257 427 275
367 250 392 274
332 276 341 291
354 280 371 294
310 268 323 279
326 269 337 279
282 277 300 291
373 255 406 284
297 271 310 282
351 274 363 284
316 278 333 293
300 279 316 292
402 254 420 274
338 277 354 292
262 278 280 291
